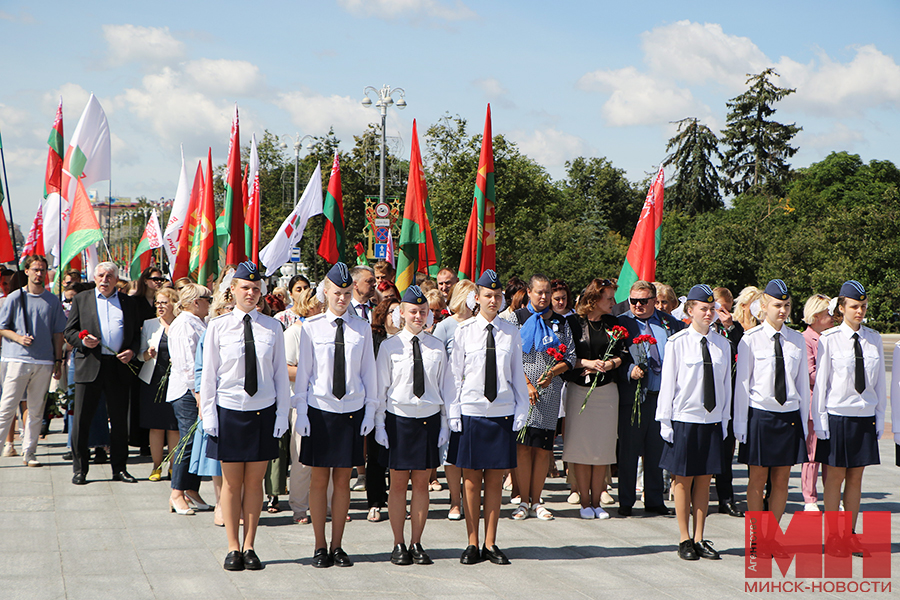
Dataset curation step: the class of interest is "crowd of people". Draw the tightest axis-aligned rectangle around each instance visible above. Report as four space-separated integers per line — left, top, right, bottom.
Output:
0 255 898 571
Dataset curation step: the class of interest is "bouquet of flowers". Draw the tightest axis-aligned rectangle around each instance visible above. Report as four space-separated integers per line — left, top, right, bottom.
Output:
631 334 658 426
44 387 72 419
580 325 629 413
518 343 567 442
79 329 139 374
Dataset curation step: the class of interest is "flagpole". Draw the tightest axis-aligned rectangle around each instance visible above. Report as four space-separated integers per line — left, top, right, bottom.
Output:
0 143 20 267
107 181 112 252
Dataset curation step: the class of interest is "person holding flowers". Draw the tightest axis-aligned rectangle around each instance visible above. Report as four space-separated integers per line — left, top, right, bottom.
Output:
562 279 628 519
503 274 575 522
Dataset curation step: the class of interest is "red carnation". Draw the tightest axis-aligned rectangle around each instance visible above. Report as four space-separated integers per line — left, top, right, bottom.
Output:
546 348 556 357
647 336 658 345
78 330 90 340
557 343 567 354
611 325 629 340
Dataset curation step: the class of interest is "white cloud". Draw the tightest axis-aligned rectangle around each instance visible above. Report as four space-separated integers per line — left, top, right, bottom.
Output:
579 67 707 127
43 83 92 120
102 24 184 66
183 59 265 96
337 0 475 21
800 122 866 152
276 90 382 140
512 128 593 168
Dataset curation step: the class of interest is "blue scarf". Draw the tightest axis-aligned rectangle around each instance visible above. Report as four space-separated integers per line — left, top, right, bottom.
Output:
520 303 559 353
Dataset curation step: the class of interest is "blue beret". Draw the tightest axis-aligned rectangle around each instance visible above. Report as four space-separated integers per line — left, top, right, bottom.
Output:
764 279 790 300
476 269 500 290
840 280 867 301
401 285 427 305
326 262 352 288
687 284 715 303
233 261 260 282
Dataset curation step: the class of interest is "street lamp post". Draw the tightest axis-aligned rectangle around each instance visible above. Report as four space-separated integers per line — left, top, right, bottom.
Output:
360 84 406 206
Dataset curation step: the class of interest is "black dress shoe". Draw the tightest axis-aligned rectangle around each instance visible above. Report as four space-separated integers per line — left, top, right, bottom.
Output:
718 500 744 517
390 543 412 565
72 473 86 485
331 547 353 567
847 534 871 558
93 447 108 464
223 550 244 571
243 549 263 570
111 471 137 483
678 539 699 560
693 539 721 560
481 544 510 565
62 451 73 461
410 543 433 565
312 547 333 568
460 544 481 564
644 504 672 516
617 506 632 517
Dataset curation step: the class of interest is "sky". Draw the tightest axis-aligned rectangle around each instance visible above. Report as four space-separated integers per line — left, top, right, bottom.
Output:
1 0 899 229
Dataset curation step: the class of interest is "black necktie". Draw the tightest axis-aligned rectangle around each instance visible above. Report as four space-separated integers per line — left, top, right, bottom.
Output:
360 303 368 320
774 332 787 405
412 336 425 398
243 314 258 396
701 337 715 412
333 318 346 399
852 332 866 393
484 324 497 402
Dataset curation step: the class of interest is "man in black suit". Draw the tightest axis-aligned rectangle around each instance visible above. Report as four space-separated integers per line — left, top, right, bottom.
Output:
616 281 685 516
65 262 142 484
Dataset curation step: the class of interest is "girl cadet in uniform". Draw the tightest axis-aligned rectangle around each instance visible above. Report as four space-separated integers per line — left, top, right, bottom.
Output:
734 280 810 534
812 280 886 557
200 262 292 571
448 270 529 566
374 286 454 566
293 263 378 569
656 284 732 562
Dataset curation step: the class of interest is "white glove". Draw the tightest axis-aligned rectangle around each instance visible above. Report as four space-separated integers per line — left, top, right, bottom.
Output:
273 415 289 438
735 432 747 444
659 420 674 444
295 412 310 437
203 425 218 437
203 412 219 437
512 413 527 432
815 429 829 440
449 417 462 433
374 426 389 449
360 413 375 436
876 429 883 441
437 426 450 448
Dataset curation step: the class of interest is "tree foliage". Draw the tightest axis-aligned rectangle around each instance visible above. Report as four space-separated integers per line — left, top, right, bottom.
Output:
663 118 723 215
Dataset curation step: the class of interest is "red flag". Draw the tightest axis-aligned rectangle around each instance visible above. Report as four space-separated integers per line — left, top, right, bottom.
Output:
222 105 245 264
21 205 46 262
317 152 346 264
614 166 665 303
191 149 218 285
172 160 204 281
458 105 496 281
0 204 14 263
244 134 261 264
44 98 64 200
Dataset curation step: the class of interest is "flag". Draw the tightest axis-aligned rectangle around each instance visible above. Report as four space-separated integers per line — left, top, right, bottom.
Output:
219 104 245 264
385 228 395 267
245 134 261 264
47 94 110 265
163 145 191 276
458 104 496 281
130 209 163 280
395 120 441 292
56 179 102 282
0 190 13 263
259 163 323 276
614 166 665 303
21 205 46 263
354 242 368 266
172 160 203 281
317 152 346 264
190 149 218 286
41 99 64 263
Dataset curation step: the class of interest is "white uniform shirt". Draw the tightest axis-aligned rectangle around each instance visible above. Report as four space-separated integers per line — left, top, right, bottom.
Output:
375 329 454 427
292 309 378 416
166 311 206 403
449 313 529 420
284 322 302 393
734 321 810 440
811 321 886 438
891 343 900 441
656 326 732 442
199 308 292 427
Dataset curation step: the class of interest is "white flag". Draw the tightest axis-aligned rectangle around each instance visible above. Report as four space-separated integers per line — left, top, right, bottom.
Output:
163 145 190 275
385 228 395 267
259 162 323 276
146 209 164 250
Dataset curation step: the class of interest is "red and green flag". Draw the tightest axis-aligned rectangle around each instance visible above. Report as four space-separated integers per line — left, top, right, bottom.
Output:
130 209 163 280
245 134 261 264
458 104 497 281
317 152 346 264
190 149 219 286
614 166 665 303
354 242 368 266
172 160 203 281
396 119 441 292
56 179 102 283
44 97 64 201
219 104 246 264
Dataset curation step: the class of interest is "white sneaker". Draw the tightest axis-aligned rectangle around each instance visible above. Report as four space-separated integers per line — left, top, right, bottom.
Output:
593 506 610 520
351 475 366 491
600 491 615 505
804 502 820 512
2 443 16 457
579 507 595 520
567 491 581 505
23 452 41 467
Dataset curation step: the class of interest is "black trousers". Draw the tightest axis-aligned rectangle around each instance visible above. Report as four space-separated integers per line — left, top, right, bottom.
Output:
617 391 665 509
73 357 132 476
365 430 388 508
715 425 736 503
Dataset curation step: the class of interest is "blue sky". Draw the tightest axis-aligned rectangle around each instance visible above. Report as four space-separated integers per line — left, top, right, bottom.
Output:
1 0 899 227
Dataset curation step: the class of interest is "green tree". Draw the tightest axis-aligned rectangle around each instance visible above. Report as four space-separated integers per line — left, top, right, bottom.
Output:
564 156 643 235
721 69 801 197
662 118 724 215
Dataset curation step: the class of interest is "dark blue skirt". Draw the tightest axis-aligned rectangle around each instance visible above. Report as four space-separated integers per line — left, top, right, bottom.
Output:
447 414 517 471
814 414 879 468
659 421 722 477
299 406 365 468
385 411 441 471
738 407 807 467
206 403 278 463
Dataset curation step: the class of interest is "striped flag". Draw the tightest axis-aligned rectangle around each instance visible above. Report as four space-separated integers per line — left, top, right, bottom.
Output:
614 166 665 302
458 105 496 281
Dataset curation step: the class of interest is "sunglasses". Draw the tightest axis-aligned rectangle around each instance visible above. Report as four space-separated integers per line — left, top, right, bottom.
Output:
629 297 653 306
148 277 167 283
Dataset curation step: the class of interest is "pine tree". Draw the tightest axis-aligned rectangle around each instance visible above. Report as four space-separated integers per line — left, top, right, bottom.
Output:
721 68 801 196
662 118 724 215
